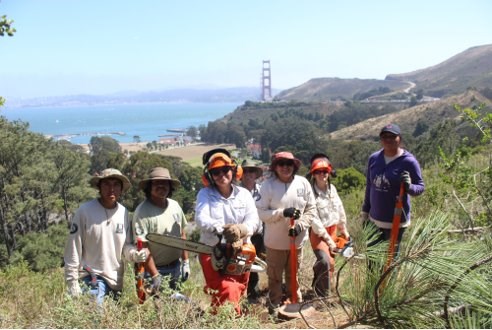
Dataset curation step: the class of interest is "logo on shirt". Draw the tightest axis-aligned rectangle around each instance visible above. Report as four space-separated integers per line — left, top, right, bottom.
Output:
373 174 391 192
115 223 124 234
297 188 304 197
69 223 78 234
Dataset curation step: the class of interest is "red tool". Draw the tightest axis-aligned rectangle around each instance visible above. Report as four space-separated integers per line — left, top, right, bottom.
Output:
135 238 146 304
289 217 298 304
384 182 405 272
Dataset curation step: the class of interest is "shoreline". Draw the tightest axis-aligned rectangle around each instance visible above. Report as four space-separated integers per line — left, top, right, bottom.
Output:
79 142 236 166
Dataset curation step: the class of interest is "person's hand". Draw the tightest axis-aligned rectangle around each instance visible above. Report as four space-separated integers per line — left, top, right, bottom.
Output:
283 207 300 219
340 230 350 241
223 223 248 243
326 238 337 254
151 274 162 294
131 248 149 263
400 171 411 190
360 211 369 223
181 259 190 281
288 223 302 237
67 280 81 297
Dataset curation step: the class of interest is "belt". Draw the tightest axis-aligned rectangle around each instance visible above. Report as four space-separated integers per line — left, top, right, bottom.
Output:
156 259 180 268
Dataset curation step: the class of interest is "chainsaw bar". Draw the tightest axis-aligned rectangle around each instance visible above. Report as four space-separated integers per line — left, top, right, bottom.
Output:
146 233 213 255
146 233 267 273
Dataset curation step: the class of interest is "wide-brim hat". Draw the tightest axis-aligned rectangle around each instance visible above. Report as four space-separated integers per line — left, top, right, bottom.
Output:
138 167 181 190
90 168 131 193
241 159 263 179
380 123 401 136
270 151 302 171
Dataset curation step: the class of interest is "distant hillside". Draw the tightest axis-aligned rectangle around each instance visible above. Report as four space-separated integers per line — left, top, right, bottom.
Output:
5 87 279 108
328 89 492 141
386 44 492 98
275 78 409 102
274 44 492 103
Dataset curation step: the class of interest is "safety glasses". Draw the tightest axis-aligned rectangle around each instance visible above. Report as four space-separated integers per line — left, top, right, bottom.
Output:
210 166 232 176
313 170 329 175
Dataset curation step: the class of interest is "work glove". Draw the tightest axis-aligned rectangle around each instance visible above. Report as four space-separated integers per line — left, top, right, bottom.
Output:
181 259 190 282
151 274 162 294
288 223 302 237
283 207 300 219
360 211 369 223
400 171 411 190
67 280 81 297
211 246 226 272
130 248 149 263
223 223 248 243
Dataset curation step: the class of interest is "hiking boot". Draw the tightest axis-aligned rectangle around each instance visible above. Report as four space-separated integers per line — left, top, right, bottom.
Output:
268 303 280 320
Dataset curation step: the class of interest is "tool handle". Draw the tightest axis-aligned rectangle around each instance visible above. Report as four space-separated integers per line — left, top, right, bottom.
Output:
289 217 298 304
136 238 146 304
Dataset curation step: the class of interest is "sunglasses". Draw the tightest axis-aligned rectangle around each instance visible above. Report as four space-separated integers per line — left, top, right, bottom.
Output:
210 167 232 176
243 168 258 174
313 170 330 175
276 160 294 167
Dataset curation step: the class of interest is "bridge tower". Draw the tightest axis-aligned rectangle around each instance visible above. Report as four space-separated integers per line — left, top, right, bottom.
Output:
261 60 272 101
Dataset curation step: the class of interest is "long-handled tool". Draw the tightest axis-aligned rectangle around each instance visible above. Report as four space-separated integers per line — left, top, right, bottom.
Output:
379 182 406 295
289 216 298 304
135 238 146 304
278 217 316 319
384 182 405 271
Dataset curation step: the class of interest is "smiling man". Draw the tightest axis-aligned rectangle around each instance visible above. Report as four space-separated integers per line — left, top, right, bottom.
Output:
64 168 139 306
132 167 190 298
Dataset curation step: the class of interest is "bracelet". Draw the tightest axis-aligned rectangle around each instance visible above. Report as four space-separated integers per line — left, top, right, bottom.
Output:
151 273 160 279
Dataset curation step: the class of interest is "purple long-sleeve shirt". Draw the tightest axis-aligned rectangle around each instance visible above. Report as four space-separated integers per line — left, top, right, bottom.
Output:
362 149 424 229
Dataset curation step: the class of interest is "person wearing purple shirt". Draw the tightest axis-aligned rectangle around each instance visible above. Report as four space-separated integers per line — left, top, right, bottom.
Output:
361 123 425 244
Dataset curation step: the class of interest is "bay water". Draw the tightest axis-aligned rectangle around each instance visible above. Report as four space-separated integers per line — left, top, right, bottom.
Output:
2 102 241 144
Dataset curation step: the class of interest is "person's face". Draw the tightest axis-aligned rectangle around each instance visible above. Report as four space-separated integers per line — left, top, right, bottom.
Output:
380 133 400 150
210 166 233 188
150 180 171 201
312 168 330 184
241 168 258 189
275 159 295 182
99 178 123 205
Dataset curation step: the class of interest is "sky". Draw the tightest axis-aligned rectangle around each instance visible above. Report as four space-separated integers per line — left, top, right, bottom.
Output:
0 0 491 99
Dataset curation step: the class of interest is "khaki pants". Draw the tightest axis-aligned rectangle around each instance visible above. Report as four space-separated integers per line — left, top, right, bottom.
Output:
266 246 303 306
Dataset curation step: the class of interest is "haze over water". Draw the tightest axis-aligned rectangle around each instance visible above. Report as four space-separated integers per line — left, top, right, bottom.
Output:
2 102 240 144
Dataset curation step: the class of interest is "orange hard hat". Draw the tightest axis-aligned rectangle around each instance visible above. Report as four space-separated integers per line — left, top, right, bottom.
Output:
207 152 235 170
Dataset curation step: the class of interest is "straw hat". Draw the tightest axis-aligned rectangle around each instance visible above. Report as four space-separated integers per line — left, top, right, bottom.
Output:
241 159 263 179
89 168 131 192
138 167 181 190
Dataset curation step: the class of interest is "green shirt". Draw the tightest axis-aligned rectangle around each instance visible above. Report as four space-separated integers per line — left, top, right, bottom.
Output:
133 198 187 266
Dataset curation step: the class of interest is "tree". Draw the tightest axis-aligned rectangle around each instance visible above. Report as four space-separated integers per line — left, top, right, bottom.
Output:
0 15 16 37
89 136 125 173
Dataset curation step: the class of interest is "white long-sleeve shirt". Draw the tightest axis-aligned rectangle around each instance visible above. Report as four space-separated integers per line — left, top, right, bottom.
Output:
313 183 349 236
256 175 329 250
64 199 134 291
194 185 259 246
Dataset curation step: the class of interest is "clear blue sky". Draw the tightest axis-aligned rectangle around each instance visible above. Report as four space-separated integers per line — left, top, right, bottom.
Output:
1 0 491 98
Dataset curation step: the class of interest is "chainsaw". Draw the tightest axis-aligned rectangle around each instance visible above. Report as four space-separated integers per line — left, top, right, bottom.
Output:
146 233 267 275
